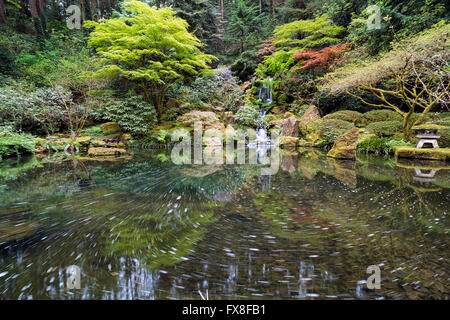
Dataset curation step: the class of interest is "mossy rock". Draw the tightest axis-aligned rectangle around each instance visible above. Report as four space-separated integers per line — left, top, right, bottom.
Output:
76 136 91 146
88 147 128 157
366 120 403 137
278 136 299 148
394 146 450 161
323 110 364 127
100 122 121 135
91 139 107 147
317 119 355 145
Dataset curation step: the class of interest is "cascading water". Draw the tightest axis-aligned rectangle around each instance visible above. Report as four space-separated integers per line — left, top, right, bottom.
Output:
255 78 273 145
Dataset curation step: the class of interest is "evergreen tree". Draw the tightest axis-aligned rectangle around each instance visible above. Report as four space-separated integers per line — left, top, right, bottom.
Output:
225 0 271 81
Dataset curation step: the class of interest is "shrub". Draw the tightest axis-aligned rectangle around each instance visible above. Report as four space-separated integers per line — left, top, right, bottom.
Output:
288 102 311 118
0 132 35 159
362 110 403 125
102 96 158 135
167 68 244 113
366 121 403 137
317 119 354 145
357 136 414 155
0 86 68 135
323 110 364 126
236 105 260 127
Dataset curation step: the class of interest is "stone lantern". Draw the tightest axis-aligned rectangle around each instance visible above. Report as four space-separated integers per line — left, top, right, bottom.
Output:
412 124 447 149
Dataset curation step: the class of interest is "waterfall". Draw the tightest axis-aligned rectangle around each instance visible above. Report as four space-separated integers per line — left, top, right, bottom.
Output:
254 78 273 145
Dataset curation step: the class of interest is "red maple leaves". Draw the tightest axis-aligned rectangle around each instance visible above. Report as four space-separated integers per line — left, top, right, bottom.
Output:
291 43 351 73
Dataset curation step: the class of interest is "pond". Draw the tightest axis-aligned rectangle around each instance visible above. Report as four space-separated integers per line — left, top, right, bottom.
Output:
0 148 448 299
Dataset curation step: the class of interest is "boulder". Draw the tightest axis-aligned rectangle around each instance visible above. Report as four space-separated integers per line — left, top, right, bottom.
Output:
278 136 299 148
76 136 91 146
300 105 321 123
100 122 121 135
88 147 127 157
224 125 237 141
327 127 359 160
204 137 223 146
241 81 252 92
224 111 237 124
177 111 225 131
282 116 299 136
393 146 450 161
299 105 321 136
120 133 133 145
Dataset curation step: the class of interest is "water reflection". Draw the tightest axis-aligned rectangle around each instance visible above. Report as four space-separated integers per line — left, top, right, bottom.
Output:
0 149 448 299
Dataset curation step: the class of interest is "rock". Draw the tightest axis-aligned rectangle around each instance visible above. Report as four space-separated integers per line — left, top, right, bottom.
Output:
224 111 237 124
282 116 299 136
88 147 127 157
76 136 91 146
278 136 299 148
91 139 107 147
241 81 251 92
300 105 321 123
204 137 223 146
177 111 225 131
100 122 121 135
328 127 359 160
120 133 133 145
224 125 237 141
299 105 321 136
393 146 450 161
35 146 45 153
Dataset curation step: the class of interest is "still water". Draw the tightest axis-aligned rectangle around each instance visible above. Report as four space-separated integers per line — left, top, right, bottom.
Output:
0 149 448 299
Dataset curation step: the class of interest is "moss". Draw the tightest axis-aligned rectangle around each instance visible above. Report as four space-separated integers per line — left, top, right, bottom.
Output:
317 119 354 145
323 110 364 126
394 146 450 161
100 122 121 135
366 120 403 137
357 135 414 155
88 147 128 157
362 110 403 125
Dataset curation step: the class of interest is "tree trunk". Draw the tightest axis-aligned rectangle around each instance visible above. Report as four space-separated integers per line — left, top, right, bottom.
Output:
403 109 414 141
0 0 6 24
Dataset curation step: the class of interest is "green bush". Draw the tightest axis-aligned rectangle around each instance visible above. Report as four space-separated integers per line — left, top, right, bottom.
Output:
366 121 403 137
288 102 311 118
102 96 158 135
0 86 68 135
362 110 403 125
168 68 244 113
0 132 35 159
317 119 354 145
236 105 260 127
357 135 414 155
323 110 364 126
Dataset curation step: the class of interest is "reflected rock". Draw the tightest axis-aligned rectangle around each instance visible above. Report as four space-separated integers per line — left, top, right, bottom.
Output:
327 158 357 189
0 220 38 242
281 152 298 173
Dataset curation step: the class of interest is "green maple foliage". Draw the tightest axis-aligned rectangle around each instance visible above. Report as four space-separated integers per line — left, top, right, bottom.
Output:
84 0 216 120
